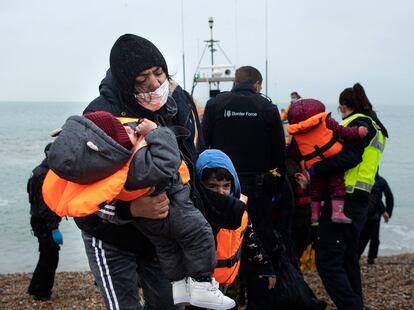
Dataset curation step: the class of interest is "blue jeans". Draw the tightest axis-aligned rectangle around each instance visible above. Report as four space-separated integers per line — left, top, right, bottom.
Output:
82 231 181 310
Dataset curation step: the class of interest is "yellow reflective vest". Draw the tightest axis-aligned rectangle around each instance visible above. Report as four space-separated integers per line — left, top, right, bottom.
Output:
341 113 386 194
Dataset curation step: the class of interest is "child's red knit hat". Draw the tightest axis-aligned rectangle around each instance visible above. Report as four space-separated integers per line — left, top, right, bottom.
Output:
84 111 133 150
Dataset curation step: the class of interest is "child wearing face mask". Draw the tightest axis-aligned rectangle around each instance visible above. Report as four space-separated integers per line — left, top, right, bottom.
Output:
287 99 368 224
43 111 236 310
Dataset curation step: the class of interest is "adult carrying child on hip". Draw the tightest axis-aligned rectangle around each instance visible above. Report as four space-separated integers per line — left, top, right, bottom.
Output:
287 99 368 224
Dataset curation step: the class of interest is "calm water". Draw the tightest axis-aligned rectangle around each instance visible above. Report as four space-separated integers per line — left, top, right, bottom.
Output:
0 101 413 273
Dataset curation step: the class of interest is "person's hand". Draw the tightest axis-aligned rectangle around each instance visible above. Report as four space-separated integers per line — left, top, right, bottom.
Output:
383 211 390 223
259 274 276 289
135 119 157 137
130 192 170 219
52 229 63 245
295 173 309 189
358 126 368 138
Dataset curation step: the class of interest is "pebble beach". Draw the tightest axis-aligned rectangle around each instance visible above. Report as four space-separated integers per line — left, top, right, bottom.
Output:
1 254 413 309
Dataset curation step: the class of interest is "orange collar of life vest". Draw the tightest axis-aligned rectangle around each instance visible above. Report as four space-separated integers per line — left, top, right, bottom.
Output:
287 112 328 135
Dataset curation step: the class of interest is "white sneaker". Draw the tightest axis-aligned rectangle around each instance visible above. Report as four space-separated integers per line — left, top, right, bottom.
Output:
172 278 190 305
189 277 236 310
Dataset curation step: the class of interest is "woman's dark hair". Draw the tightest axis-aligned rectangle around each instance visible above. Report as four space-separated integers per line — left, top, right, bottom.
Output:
201 167 233 182
339 83 373 115
290 91 301 99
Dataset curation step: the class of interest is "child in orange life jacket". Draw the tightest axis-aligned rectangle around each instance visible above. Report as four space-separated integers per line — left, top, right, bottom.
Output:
45 111 235 310
195 149 276 296
287 99 368 224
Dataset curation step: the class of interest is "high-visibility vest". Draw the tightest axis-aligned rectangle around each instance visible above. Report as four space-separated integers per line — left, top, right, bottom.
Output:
213 194 249 286
341 113 386 194
287 112 343 169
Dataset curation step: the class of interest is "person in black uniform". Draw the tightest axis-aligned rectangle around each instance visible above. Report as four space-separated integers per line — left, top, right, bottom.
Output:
358 174 394 264
27 143 62 301
202 66 287 309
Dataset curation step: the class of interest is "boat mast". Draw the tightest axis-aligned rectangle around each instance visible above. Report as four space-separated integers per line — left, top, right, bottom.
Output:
191 17 235 99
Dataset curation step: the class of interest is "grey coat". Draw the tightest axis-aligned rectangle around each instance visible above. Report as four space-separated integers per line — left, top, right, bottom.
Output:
48 115 216 280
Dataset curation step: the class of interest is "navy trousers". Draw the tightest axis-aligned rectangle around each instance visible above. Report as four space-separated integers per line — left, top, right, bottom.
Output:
358 218 381 260
316 197 368 310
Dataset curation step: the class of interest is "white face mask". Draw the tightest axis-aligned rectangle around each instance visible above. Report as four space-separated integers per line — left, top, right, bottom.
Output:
134 79 169 112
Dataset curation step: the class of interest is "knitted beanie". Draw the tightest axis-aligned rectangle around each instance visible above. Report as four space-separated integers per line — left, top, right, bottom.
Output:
84 111 133 150
287 99 326 124
110 34 168 95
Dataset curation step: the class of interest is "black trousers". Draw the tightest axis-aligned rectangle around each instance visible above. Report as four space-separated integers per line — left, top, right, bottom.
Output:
291 203 312 259
241 177 294 309
315 198 368 310
28 233 60 298
358 218 381 260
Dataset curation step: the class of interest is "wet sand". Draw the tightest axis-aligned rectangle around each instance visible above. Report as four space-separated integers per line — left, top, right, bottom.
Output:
1 254 413 309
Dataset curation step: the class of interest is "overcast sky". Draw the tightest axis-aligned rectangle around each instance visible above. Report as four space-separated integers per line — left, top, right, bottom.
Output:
1 0 413 107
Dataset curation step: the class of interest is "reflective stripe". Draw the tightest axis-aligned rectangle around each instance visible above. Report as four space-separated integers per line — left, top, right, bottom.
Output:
346 182 373 193
370 135 385 152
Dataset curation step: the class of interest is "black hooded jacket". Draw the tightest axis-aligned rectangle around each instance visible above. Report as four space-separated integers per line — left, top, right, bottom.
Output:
367 175 394 221
74 70 200 255
75 70 243 255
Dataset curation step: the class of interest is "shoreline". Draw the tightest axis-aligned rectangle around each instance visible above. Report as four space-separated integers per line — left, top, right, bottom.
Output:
1 254 413 309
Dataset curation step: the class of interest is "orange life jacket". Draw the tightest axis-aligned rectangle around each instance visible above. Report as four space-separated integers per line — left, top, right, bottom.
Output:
287 112 343 169
118 117 191 184
213 194 249 286
42 136 153 217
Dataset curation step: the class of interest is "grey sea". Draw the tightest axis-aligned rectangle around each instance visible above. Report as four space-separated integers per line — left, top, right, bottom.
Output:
0 101 413 273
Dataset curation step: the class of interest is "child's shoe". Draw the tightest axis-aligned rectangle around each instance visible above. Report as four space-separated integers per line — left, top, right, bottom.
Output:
331 199 352 224
311 201 321 223
189 277 235 310
172 278 190 305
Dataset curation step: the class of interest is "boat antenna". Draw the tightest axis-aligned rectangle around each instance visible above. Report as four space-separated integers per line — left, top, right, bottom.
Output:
191 17 235 99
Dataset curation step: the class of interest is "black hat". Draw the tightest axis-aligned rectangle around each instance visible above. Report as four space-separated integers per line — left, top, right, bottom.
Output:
110 34 168 96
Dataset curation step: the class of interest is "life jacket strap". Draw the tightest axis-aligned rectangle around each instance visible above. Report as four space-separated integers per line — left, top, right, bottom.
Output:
302 137 337 162
216 246 242 268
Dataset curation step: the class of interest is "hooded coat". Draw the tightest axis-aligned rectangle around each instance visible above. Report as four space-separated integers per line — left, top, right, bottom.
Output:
47 113 216 281
196 150 275 283
72 33 206 257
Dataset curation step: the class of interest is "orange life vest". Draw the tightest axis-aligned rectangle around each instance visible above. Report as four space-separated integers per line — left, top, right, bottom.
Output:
213 194 249 286
42 136 153 217
287 112 343 169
